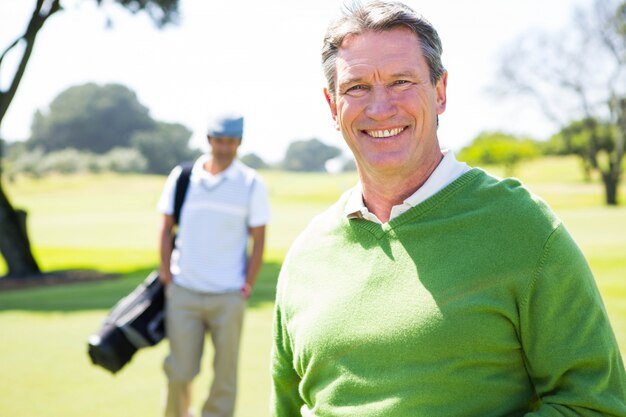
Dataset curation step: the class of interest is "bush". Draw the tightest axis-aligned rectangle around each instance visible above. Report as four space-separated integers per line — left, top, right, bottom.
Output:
459 132 540 176
10 147 47 177
99 147 148 173
281 138 342 172
6 146 148 177
40 148 92 174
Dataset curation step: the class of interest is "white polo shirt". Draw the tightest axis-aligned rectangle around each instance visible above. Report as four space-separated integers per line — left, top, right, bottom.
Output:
157 156 271 293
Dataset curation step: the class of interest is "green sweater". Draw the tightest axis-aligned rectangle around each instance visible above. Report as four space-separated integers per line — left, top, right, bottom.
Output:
271 169 626 417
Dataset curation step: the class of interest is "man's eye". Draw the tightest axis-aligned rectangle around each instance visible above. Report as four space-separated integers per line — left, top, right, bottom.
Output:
392 80 410 86
344 85 369 95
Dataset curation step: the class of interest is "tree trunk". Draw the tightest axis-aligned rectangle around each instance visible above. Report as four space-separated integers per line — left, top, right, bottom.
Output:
0 0 62 278
0 182 40 277
601 172 619 206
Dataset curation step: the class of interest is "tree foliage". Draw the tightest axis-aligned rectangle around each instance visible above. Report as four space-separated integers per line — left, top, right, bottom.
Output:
15 83 198 175
240 153 269 170
281 138 342 172
494 0 626 205
28 83 155 153
99 0 180 28
459 132 540 176
0 0 179 126
131 121 199 174
545 118 617 182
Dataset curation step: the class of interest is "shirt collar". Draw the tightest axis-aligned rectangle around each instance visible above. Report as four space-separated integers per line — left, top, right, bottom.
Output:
191 155 240 188
193 155 239 180
344 150 470 220
403 150 470 208
345 182 367 219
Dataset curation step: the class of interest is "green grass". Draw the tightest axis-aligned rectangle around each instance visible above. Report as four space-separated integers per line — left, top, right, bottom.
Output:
0 267 279 417
0 157 625 416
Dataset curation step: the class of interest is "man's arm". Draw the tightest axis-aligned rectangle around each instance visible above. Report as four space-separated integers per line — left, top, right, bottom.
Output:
521 225 626 415
242 225 266 299
271 293 305 416
159 214 175 285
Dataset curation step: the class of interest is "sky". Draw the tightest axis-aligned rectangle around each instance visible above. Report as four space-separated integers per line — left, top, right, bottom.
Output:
0 0 591 163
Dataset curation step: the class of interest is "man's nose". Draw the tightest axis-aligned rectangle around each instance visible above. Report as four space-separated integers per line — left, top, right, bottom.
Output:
365 85 397 120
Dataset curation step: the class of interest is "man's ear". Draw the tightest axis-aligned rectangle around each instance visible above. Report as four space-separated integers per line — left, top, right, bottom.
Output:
435 71 448 115
324 88 340 131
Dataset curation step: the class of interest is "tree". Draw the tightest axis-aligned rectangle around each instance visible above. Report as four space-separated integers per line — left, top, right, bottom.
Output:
0 0 179 278
282 138 342 172
5 84 197 177
131 121 199 174
494 0 626 205
546 118 616 183
24 83 198 175
28 83 156 153
240 153 269 170
458 132 540 177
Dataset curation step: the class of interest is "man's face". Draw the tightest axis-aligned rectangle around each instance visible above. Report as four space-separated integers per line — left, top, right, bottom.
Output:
208 136 241 164
325 28 447 177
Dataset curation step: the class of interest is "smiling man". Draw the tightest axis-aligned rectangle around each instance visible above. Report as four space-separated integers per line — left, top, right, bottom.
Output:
325 26 447 223
270 1 626 416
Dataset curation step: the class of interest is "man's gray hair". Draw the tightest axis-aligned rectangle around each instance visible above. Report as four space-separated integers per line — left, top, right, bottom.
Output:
322 0 445 99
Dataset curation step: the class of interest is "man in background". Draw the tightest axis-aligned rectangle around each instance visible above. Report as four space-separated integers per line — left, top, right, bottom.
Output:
271 1 626 416
158 114 270 417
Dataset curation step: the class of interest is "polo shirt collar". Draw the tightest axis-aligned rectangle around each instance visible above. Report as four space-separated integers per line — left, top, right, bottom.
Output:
194 154 240 178
192 155 240 186
344 150 470 221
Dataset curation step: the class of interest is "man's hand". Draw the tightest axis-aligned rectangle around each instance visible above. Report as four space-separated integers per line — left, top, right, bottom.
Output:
159 269 173 286
159 214 175 287
241 282 252 299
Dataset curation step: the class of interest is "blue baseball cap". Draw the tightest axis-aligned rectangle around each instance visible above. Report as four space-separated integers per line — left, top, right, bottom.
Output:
206 114 244 139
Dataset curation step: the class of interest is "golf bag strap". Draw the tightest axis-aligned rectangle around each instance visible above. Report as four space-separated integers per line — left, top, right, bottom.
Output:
173 162 194 225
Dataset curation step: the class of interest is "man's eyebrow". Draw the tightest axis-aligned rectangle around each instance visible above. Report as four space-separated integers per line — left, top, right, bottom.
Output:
390 70 421 79
338 76 369 89
338 71 423 88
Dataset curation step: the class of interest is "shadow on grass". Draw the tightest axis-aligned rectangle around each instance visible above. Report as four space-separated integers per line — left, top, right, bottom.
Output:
0 261 281 312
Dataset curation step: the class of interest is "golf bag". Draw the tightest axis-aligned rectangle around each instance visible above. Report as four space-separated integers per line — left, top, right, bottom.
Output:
87 163 193 373
87 270 165 373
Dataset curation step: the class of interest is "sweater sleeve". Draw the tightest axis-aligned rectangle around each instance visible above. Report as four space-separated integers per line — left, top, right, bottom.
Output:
520 224 626 416
271 293 304 416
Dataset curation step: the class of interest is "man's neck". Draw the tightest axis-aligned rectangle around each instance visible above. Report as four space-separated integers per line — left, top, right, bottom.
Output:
359 152 444 223
204 157 234 175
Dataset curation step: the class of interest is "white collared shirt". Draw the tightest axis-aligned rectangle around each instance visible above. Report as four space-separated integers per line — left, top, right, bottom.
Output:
344 150 471 224
157 155 271 293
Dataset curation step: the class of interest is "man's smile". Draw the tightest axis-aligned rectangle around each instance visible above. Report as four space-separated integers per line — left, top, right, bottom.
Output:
363 126 406 138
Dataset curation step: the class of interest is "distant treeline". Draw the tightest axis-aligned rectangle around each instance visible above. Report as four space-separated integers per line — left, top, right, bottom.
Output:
1 83 353 177
0 83 620 194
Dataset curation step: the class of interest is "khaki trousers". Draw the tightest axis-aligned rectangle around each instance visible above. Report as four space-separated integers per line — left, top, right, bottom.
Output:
163 284 245 417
